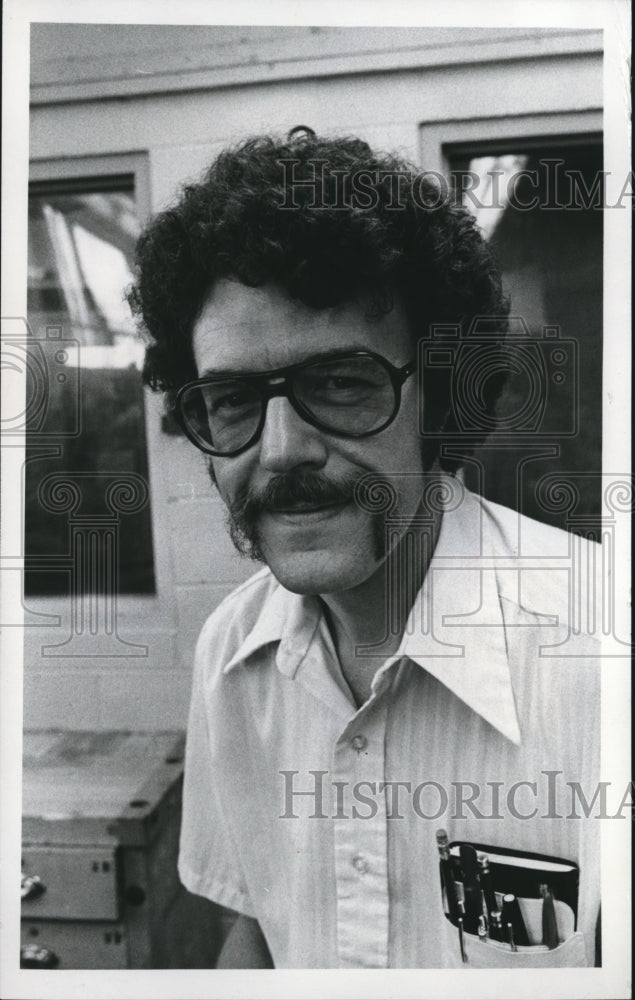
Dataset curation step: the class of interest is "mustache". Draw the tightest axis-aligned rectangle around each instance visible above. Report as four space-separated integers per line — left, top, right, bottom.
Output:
216 469 390 564
230 471 359 523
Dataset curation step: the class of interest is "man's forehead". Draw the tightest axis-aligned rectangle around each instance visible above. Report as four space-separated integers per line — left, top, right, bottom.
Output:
192 278 412 374
200 277 376 328
204 278 288 317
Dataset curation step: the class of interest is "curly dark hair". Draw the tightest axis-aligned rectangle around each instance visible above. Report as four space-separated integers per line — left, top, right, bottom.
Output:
127 128 509 472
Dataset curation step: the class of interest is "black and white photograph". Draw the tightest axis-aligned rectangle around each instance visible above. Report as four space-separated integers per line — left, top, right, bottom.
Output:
0 1 631 998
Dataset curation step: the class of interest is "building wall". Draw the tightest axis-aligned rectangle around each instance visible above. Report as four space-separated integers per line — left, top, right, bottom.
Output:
24 25 603 731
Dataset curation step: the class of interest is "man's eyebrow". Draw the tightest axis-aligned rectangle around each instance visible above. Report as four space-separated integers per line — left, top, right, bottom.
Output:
198 346 378 378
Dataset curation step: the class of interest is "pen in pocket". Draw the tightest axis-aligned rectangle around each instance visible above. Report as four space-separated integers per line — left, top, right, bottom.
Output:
436 828 460 924
541 883 560 949
457 913 467 963
459 844 482 934
478 853 502 940
507 921 518 952
502 893 530 946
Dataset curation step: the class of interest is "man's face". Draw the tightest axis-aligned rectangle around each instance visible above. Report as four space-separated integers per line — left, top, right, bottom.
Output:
192 279 428 597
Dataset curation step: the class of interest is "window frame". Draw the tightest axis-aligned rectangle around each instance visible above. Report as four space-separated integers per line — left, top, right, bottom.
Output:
418 111 605 538
418 109 603 178
25 152 177 633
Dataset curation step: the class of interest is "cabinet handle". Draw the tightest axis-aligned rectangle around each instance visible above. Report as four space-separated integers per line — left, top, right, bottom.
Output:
20 943 59 968
21 874 46 901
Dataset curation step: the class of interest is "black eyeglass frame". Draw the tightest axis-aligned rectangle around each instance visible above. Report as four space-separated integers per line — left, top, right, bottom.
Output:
172 350 417 458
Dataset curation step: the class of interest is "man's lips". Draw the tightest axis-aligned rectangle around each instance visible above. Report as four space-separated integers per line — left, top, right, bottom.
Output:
264 501 350 521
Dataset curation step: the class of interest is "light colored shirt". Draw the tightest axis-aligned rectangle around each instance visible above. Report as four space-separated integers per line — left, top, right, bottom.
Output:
179 486 601 968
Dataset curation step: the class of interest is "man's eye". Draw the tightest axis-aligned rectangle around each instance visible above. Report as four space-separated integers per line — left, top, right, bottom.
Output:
208 386 255 413
325 376 366 390
309 374 374 396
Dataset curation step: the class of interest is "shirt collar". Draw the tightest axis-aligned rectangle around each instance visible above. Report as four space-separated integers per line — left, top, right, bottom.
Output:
222 483 521 746
398 488 521 745
222 580 321 678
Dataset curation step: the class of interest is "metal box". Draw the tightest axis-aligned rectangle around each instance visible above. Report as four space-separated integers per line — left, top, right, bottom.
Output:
21 730 231 969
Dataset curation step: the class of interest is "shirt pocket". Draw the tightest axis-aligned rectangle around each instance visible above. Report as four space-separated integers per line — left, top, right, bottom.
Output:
440 897 588 969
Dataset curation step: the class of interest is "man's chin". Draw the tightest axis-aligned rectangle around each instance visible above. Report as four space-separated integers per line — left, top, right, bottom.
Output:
257 545 383 596
225 503 387 589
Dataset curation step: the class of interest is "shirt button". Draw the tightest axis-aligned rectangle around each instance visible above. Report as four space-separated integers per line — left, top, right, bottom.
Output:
351 734 367 752
352 855 369 874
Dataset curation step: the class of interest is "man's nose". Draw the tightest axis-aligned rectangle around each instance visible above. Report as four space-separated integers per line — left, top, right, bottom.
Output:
258 395 328 473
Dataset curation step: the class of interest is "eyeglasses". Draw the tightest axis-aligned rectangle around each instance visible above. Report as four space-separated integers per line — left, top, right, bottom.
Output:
173 350 417 457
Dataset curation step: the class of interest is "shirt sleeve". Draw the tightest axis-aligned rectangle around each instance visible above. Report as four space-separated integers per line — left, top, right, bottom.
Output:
178 621 256 918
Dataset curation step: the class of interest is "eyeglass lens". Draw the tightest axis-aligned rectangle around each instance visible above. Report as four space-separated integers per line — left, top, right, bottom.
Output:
179 355 398 455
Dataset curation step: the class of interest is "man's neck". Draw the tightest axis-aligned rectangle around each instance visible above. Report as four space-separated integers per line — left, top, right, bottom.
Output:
319 503 443 707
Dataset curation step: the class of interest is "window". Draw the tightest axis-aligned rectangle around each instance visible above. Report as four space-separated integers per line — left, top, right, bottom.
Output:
25 176 155 595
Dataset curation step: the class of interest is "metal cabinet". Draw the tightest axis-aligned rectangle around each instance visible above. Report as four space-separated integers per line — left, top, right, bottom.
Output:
21 730 231 969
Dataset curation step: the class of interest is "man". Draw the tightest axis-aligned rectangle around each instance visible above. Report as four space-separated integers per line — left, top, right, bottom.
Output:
129 129 600 968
